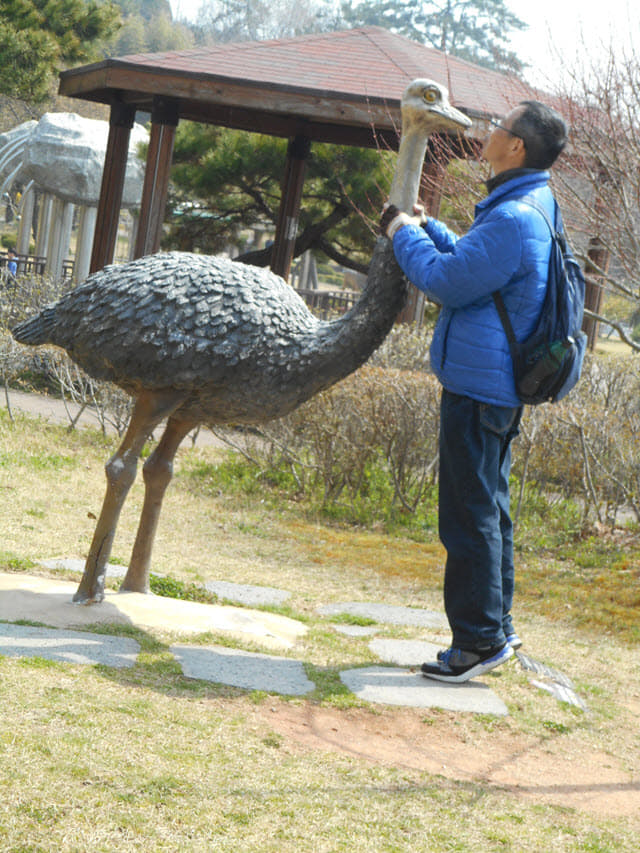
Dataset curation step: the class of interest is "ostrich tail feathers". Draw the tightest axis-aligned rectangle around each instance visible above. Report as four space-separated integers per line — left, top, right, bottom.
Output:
12 307 57 346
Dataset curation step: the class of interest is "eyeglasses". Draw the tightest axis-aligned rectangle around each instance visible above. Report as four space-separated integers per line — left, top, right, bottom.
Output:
489 118 526 145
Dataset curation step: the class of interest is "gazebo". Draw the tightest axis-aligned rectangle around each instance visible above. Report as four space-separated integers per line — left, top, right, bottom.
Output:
58 26 535 307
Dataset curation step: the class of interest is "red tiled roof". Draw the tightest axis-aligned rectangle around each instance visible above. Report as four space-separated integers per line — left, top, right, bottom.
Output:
112 27 533 116
60 27 540 146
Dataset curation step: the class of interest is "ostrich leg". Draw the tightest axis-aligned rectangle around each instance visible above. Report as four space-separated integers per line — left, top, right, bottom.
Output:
73 391 185 604
120 415 197 593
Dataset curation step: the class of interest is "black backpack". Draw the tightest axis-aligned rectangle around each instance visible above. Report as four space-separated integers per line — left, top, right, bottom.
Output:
492 196 587 405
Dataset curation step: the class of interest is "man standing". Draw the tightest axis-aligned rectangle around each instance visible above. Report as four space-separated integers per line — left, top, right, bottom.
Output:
381 101 568 682
6 247 18 280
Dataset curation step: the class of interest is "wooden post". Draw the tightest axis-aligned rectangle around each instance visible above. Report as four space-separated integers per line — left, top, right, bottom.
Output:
271 135 311 280
583 179 611 350
90 102 136 274
134 97 179 259
584 239 609 349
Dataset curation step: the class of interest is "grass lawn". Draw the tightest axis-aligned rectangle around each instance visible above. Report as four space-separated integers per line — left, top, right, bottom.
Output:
1 405 639 851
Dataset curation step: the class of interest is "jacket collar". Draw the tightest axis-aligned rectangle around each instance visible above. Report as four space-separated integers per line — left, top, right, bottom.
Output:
477 169 550 214
485 167 544 194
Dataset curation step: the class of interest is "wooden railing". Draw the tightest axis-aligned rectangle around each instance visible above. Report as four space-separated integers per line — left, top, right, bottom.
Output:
1 252 356 310
295 288 359 319
0 250 74 280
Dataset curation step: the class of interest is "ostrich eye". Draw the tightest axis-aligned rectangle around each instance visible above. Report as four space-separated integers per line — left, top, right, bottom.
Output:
424 88 439 104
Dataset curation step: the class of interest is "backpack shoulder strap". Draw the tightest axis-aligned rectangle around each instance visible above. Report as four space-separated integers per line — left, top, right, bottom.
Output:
492 289 518 348
491 193 558 348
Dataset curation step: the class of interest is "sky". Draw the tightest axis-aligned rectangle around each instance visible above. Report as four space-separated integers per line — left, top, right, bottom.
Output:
168 0 638 87
505 0 638 86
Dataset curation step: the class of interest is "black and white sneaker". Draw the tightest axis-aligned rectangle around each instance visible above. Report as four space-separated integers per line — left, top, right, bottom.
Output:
422 642 513 683
436 633 521 660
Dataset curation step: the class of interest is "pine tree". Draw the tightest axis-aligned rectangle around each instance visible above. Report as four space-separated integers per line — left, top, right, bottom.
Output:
0 0 120 101
166 123 393 272
341 0 528 74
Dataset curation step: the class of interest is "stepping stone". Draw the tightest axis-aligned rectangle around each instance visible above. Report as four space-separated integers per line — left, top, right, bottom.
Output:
171 643 315 696
41 561 290 610
369 638 443 666
40 557 129 578
0 572 306 651
340 666 509 716
318 602 447 629
0 622 139 668
204 580 290 607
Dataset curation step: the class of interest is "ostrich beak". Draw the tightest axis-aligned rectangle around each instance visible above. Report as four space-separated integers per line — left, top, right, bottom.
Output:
431 101 472 131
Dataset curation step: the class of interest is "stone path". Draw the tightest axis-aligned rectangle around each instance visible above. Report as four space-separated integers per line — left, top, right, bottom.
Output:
0 568 587 715
0 621 140 668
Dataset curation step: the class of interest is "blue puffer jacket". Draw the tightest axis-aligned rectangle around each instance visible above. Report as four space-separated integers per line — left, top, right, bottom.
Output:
392 171 555 407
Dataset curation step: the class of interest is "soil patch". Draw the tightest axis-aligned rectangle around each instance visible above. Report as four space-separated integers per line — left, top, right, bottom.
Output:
259 700 640 820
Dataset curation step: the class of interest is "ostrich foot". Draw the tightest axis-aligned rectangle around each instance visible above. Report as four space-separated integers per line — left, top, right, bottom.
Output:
72 566 107 604
119 564 150 595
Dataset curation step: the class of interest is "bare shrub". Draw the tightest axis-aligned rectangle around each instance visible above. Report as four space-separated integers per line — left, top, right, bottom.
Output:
211 325 638 533
0 273 70 328
513 354 640 528
45 350 133 436
0 329 30 420
213 364 441 518
369 324 433 372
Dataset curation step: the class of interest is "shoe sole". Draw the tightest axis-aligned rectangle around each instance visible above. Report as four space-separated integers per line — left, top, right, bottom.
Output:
422 644 514 683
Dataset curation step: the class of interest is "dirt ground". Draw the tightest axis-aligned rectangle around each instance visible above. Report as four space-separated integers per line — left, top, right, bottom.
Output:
257 700 640 820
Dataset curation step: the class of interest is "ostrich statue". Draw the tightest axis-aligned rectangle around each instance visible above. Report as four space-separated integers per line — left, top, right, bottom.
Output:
12 80 471 604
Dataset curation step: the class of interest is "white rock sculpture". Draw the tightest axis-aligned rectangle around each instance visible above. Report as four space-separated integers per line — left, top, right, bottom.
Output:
20 113 147 206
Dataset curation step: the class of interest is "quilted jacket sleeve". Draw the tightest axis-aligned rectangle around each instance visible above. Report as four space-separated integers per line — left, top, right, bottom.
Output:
393 209 524 309
423 217 459 252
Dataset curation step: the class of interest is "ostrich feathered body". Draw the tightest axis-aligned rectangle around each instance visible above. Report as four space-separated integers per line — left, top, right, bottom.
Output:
13 243 406 424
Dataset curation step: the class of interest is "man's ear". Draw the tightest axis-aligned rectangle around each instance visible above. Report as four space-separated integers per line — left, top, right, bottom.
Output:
511 137 527 166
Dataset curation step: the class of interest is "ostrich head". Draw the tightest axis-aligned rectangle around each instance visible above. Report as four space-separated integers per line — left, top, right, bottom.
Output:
388 79 472 210
400 78 471 135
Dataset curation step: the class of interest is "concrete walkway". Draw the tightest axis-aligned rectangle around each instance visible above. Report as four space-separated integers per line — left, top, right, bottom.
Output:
0 569 587 715
5 388 226 448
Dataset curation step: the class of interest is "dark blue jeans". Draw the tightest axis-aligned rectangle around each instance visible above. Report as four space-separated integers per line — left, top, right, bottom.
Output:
438 389 523 651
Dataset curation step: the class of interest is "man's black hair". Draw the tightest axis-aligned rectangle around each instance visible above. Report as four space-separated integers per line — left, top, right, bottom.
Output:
512 101 568 169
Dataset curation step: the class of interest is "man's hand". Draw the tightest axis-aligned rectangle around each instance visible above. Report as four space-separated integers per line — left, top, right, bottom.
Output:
379 203 424 239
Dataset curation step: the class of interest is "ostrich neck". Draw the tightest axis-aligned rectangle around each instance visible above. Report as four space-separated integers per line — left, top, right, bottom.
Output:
387 124 429 211
288 120 427 401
